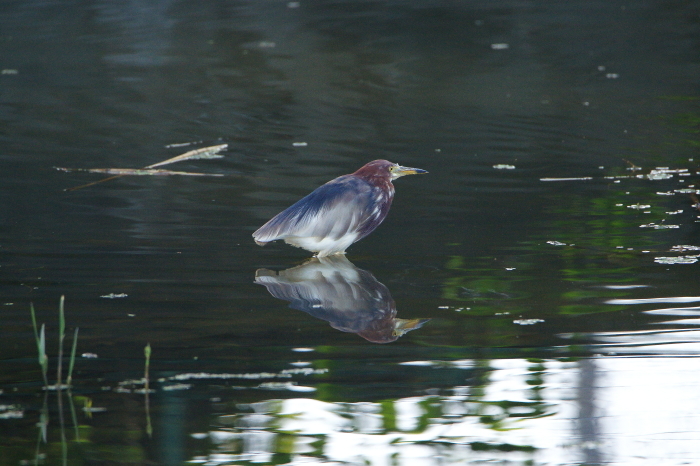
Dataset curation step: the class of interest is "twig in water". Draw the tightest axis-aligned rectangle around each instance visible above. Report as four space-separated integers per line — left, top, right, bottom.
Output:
60 143 228 191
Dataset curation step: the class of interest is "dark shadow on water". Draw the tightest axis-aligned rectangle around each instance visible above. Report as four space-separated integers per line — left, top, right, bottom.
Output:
255 255 429 344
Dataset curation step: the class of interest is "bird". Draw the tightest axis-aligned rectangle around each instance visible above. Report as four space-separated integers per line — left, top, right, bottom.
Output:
253 159 427 257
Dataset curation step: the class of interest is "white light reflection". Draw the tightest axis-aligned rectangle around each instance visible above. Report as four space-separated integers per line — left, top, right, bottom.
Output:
195 357 700 465
582 327 700 356
644 306 700 316
607 297 700 305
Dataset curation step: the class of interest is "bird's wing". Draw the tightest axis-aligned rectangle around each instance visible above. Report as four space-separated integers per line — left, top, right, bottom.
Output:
253 176 383 243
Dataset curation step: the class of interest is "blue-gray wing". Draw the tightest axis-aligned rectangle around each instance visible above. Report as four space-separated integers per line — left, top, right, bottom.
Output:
253 175 389 244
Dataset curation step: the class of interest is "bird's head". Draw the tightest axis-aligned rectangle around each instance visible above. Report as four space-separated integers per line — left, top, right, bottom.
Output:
353 160 428 181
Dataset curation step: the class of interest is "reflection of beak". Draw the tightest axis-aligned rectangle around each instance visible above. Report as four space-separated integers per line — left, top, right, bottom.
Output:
392 318 431 337
393 166 428 179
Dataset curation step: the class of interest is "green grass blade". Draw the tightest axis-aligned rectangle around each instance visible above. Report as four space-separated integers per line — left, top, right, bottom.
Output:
144 343 151 388
68 393 80 441
30 303 40 352
58 295 65 341
57 296 66 389
30 303 49 387
66 328 79 387
39 324 48 387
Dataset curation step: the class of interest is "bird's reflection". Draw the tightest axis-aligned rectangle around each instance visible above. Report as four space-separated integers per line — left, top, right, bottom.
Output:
255 255 429 344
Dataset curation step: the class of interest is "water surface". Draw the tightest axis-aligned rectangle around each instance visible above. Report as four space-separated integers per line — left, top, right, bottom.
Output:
1 1 700 464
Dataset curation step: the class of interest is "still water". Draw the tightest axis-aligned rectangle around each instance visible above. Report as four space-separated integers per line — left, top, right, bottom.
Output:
1 0 700 464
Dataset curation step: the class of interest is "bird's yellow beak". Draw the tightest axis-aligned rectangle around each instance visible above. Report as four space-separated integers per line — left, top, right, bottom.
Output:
391 165 428 179
392 318 431 337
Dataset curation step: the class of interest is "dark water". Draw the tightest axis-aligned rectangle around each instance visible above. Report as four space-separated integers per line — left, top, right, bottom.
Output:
2 0 700 464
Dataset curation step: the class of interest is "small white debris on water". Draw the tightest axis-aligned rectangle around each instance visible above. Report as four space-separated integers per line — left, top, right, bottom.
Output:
83 406 107 413
162 384 192 391
0 405 23 419
505 267 516 271
640 223 679 229
1 69 18 75
654 256 700 265
606 73 619 79
438 305 470 311
101 293 128 299
163 368 327 382
513 318 544 325
493 164 515 169
491 43 509 50
164 141 203 148
656 192 675 196
540 177 594 182
292 347 315 352
671 245 700 252
547 240 567 246
666 210 684 215
400 360 473 368
82 353 98 358
645 168 688 180
400 360 434 367
258 382 316 392
292 142 308 147
602 285 650 289
627 204 651 210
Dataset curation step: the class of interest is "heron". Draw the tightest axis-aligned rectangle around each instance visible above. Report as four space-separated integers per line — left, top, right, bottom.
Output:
253 159 427 256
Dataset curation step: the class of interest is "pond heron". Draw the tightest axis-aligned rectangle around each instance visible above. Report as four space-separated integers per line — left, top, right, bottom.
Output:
253 159 427 256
